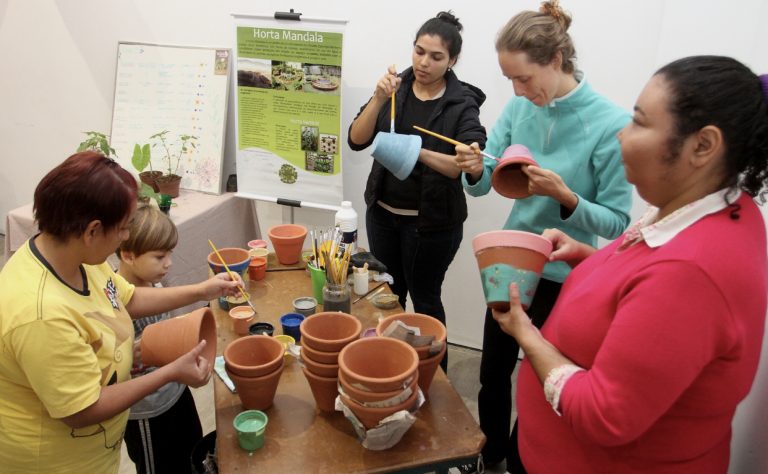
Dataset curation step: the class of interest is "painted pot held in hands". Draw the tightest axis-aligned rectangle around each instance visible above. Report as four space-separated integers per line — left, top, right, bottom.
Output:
370 132 422 181
491 144 539 199
472 230 552 311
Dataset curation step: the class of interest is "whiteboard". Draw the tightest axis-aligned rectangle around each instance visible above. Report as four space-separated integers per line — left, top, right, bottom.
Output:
109 42 231 194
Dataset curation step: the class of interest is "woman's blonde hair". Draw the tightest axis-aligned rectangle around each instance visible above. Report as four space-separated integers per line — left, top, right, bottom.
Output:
495 1 576 73
117 204 178 257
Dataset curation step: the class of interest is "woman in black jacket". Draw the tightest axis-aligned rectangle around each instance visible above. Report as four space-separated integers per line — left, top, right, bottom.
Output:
348 11 486 371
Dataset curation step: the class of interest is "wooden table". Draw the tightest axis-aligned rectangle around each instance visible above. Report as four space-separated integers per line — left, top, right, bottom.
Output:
213 262 485 473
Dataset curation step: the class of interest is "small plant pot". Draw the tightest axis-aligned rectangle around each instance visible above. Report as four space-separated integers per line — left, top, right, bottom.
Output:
207 247 251 275
300 351 340 378
472 230 552 310
224 334 284 377
338 337 419 393
139 170 162 192
268 224 308 265
339 369 419 405
491 144 539 199
247 239 268 250
370 132 422 181
229 306 255 336
249 247 269 259
376 312 447 360
301 366 338 412
233 410 269 452
248 256 267 281
156 173 182 198
226 361 284 410
299 311 361 352
140 307 217 367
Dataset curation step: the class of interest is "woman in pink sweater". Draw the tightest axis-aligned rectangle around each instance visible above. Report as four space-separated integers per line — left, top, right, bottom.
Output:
494 55 768 473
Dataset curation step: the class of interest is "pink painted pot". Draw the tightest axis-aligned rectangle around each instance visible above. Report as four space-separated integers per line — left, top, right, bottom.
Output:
491 144 539 199
472 230 552 311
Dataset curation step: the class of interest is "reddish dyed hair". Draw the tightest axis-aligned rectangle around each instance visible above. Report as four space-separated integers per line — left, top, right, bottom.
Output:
34 151 138 239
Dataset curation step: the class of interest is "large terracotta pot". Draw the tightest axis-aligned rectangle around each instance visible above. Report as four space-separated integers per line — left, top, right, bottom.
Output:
472 230 552 311
224 335 285 378
300 342 339 364
207 247 251 275
340 386 419 430
140 307 217 367
300 352 339 378
339 369 419 406
156 173 182 198
268 224 307 265
338 337 418 392
490 144 539 199
226 360 284 410
417 342 448 399
376 312 447 360
301 366 338 412
299 312 361 352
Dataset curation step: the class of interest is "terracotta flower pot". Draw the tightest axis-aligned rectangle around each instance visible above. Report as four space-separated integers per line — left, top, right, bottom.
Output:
248 256 267 281
156 173 182 198
376 313 447 360
301 366 338 412
229 306 256 336
300 342 339 364
417 341 448 399
299 312 362 352
300 352 340 378
338 337 419 393
224 335 285 378
268 224 307 265
140 307 217 367
226 360 284 410
207 247 251 275
490 144 539 199
139 170 162 192
340 386 419 430
339 369 419 405
472 230 552 311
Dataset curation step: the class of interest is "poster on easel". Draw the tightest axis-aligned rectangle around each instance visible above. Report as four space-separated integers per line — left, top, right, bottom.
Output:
110 42 230 195
232 14 347 210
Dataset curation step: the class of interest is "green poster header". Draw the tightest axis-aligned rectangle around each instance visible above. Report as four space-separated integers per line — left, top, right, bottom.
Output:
237 27 342 65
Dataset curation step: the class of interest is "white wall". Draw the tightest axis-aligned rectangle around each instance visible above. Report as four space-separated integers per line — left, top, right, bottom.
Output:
1 1 767 471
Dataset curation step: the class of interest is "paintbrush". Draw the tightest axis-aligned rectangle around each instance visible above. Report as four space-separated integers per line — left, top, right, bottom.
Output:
352 281 387 304
413 125 499 161
207 239 257 314
390 65 396 133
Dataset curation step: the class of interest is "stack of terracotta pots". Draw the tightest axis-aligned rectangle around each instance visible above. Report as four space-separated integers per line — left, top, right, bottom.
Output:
337 337 420 429
299 312 362 412
224 335 285 410
375 313 448 399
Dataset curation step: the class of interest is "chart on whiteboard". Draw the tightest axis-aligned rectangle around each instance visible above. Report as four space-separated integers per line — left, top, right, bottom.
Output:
233 18 345 207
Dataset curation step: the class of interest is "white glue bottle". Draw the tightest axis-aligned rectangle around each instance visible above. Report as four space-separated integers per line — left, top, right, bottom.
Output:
335 201 358 256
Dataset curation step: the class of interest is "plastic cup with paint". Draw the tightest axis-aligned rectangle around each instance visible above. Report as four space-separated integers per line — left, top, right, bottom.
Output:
233 410 268 452
280 313 305 343
292 296 317 317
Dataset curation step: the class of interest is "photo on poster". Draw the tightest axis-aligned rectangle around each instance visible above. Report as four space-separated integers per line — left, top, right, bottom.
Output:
319 133 338 154
304 64 341 95
237 58 272 88
272 61 305 91
305 151 334 174
300 125 319 151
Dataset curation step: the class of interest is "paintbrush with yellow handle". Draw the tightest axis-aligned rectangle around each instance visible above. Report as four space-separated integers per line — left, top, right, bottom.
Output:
413 125 499 161
207 239 257 314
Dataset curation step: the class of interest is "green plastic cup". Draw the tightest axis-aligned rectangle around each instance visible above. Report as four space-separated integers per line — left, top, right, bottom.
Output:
233 410 268 452
308 263 326 305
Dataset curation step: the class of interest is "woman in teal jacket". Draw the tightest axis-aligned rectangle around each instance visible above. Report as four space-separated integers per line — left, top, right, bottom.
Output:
455 2 632 472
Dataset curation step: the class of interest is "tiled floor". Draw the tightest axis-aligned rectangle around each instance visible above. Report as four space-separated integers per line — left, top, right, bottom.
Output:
1 236 516 474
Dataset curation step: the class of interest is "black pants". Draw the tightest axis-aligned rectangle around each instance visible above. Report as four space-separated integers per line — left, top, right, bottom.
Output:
366 205 463 372
124 387 203 474
477 278 562 469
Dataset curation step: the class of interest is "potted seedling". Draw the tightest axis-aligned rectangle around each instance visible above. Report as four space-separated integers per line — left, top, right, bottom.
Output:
150 130 198 198
76 131 160 205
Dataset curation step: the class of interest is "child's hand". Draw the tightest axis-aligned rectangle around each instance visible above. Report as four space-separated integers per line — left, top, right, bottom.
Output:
169 340 212 388
200 272 243 300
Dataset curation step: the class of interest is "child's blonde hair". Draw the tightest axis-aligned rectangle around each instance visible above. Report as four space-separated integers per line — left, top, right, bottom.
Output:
117 204 178 257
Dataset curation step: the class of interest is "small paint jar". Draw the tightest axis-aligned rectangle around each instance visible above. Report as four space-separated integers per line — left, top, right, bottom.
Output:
292 296 317 317
248 322 274 336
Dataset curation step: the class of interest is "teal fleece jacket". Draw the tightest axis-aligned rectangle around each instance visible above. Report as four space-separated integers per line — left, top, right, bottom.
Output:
463 76 632 282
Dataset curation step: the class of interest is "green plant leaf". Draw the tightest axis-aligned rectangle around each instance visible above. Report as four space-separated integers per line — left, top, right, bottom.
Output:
138 182 161 204
131 143 151 172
